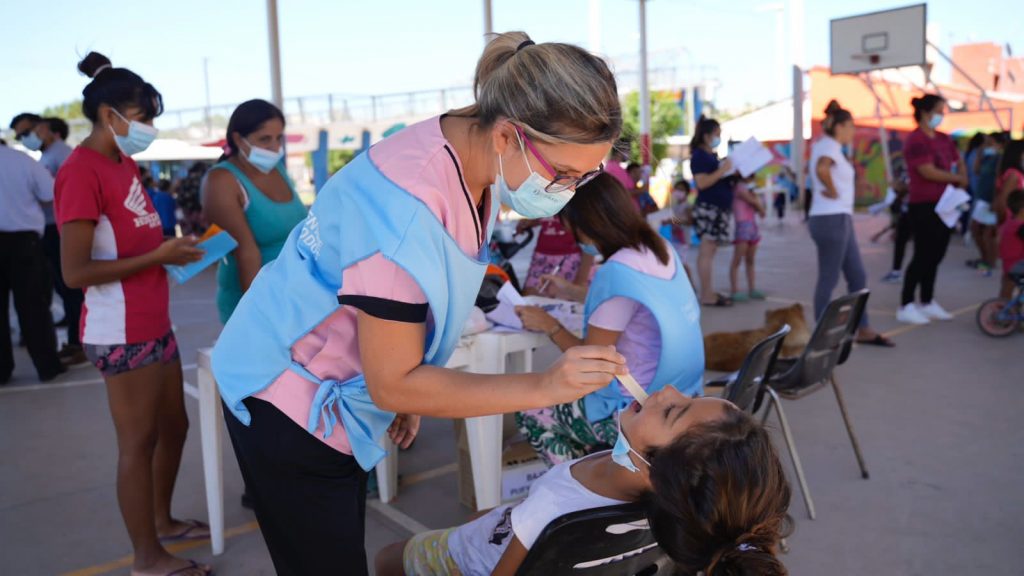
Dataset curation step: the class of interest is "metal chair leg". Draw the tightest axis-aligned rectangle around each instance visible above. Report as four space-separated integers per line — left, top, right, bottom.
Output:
767 388 816 520
830 375 869 479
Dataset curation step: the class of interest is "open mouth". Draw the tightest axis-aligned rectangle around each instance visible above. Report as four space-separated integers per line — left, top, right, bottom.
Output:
631 400 642 413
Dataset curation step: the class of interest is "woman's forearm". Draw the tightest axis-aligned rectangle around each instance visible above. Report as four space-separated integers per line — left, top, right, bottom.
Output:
63 251 159 289
235 246 263 292
549 325 582 352
369 366 549 417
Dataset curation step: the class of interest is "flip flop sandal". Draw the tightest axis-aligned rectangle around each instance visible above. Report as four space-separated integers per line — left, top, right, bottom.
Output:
133 560 213 576
159 519 211 543
856 334 895 348
702 294 734 307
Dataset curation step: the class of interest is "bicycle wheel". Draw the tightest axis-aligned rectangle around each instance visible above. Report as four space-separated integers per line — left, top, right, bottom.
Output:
976 298 1019 338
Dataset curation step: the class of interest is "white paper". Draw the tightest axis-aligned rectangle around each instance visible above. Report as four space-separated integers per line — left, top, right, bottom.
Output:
485 285 586 333
645 207 674 230
934 185 971 228
726 137 773 178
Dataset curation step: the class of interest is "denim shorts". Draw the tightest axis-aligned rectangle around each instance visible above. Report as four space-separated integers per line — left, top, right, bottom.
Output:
84 330 180 377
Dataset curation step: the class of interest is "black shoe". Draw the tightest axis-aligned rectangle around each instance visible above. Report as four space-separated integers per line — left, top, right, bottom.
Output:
38 364 68 382
241 491 256 510
58 344 89 367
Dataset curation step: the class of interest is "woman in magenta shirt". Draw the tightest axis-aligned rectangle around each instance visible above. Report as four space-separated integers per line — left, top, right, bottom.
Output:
897 94 968 325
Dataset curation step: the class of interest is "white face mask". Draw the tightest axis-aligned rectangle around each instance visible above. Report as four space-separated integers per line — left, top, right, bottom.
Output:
492 130 574 218
243 138 284 173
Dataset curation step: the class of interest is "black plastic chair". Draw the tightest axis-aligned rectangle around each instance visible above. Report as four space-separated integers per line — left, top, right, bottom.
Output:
715 324 792 414
515 503 672 576
761 290 871 521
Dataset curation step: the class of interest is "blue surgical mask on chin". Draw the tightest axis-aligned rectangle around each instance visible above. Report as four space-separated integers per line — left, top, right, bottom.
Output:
21 131 43 151
109 109 158 156
244 139 284 173
928 113 944 129
493 133 574 218
579 243 600 257
709 136 721 148
612 409 651 473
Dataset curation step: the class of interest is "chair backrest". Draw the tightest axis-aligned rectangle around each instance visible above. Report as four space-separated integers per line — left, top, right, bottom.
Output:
836 290 870 366
722 325 791 414
773 290 868 392
515 503 671 576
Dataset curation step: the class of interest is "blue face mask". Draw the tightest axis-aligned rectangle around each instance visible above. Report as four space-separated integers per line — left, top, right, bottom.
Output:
611 409 651 473
928 113 944 129
493 131 574 218
20 131 43 151
109 109 158 156
710 136 721 148
244 138 284 174
579 243 600 257
983 147 997 157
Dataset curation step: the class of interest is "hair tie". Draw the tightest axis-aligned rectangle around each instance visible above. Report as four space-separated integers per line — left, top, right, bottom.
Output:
737 543 759 552
517 40 536 52
93 64 112 76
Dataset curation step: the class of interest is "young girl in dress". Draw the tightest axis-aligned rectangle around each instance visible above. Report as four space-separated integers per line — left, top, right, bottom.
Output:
730 174 766 301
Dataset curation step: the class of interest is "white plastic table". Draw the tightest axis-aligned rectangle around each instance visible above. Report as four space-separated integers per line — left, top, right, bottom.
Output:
197 328 555 553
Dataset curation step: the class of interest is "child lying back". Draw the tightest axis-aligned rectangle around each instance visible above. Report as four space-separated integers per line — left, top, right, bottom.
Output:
376 386 792 576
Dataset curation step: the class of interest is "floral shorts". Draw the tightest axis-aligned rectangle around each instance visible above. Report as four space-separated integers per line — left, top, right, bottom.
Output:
524 252 582 292
84 330 180 377
693 201 732 245
516 397 618 468
403 528 462 576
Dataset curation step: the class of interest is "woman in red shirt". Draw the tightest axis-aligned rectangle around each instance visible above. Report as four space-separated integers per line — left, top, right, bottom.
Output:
897 94 968 325
55 53 210 576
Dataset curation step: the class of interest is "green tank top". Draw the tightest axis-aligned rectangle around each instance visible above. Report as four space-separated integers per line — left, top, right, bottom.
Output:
212 160 308 323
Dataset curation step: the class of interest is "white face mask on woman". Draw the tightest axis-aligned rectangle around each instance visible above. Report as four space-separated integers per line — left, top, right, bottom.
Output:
243 139 284 173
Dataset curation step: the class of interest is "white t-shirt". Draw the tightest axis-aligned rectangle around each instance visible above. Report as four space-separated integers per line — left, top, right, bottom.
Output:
809 135 855 217
446 454 626 575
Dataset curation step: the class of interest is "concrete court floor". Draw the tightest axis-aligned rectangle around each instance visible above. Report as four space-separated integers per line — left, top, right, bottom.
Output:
1 212 1021 576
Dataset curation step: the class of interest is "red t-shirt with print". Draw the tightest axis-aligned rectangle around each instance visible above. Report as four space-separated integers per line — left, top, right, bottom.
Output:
55 147 170 345
904 128 960 204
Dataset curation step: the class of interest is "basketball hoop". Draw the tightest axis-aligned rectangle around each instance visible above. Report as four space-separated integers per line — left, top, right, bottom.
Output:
850 53 882 65
830 4 926 75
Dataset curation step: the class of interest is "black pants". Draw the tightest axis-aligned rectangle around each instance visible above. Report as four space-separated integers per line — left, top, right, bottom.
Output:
892 211 913 272
224 398 369 576
42 224 83 347
901 203 952 306
0 232 62 382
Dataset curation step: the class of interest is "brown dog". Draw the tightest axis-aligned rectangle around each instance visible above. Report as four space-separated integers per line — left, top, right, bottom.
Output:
703 303 810 372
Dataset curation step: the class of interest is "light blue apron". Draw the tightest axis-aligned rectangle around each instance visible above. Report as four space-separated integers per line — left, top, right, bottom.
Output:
582 249 704 422
212 152 496 470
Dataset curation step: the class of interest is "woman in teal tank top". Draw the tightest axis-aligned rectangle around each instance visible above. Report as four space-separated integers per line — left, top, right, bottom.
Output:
203 99 307 323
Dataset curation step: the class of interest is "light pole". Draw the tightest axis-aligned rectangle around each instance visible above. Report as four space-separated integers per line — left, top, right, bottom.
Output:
638 0 652 167
266 0 284 111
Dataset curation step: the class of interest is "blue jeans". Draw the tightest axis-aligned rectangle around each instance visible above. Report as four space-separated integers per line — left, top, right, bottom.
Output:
808 213 869 327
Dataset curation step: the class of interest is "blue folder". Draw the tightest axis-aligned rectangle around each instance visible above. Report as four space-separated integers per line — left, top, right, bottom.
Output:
164 231 238 284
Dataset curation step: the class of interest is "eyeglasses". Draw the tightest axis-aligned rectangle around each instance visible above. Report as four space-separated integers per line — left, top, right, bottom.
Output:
515 125 603 194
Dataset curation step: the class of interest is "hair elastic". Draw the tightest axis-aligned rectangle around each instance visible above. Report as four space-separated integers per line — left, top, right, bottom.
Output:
517 40 535 52
737 543 759 552
92 64 112 75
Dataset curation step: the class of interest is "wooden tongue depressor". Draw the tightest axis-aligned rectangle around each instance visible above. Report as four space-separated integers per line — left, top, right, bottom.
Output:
619 373 649 405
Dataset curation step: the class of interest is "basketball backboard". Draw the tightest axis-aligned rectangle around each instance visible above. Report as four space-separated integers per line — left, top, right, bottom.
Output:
830 4 926 75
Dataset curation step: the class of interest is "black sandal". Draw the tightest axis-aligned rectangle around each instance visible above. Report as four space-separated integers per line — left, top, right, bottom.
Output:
702 294 734 308
856 334 895 348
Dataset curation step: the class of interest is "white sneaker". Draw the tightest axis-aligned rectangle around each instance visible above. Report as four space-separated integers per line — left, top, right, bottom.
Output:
919 301 953 321
897 304 930 325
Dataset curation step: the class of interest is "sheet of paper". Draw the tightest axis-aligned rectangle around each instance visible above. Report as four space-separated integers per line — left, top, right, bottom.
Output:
726 137 773 178
934 185 971 229
485 282 527 329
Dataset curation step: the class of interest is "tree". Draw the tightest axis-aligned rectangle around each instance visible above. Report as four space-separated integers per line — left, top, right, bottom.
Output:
41 99 84 120
622 91 684 165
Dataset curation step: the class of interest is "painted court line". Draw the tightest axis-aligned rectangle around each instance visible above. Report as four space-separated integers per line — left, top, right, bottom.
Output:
0 364 198 395
60 521 260 576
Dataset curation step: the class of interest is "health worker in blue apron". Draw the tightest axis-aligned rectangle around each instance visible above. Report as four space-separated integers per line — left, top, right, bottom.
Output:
212 32 626 575
516 172 704 467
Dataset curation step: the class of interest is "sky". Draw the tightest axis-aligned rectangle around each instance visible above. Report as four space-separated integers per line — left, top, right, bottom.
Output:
2 0 1021 130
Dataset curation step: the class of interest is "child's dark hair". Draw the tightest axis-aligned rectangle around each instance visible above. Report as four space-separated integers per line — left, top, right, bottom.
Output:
626 162 642 173
223 99 286 160
46 117 70 140
822 100 853 137
1007 189 1024 216
78 52 163 123
690 115 720 150
999 140 1024 178
645 407 792 576
9 112 41 130
158 178 172 192
910 94 944 123
673 178 691 192
561 172 670 265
